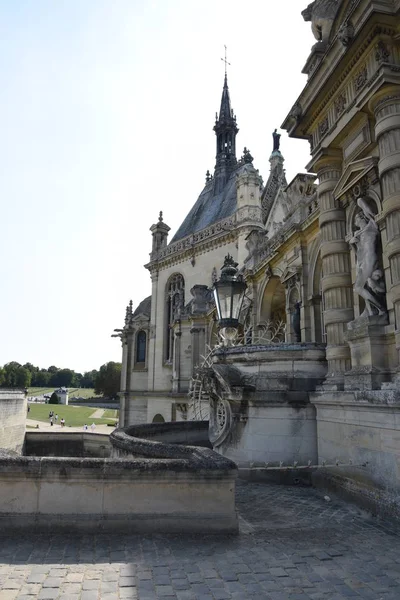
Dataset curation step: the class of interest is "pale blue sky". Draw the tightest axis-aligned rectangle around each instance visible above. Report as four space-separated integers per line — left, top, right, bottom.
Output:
0 1 313 373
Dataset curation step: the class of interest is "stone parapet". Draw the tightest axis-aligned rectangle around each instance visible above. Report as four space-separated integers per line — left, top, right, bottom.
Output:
0 390 26 454
0 424 238 533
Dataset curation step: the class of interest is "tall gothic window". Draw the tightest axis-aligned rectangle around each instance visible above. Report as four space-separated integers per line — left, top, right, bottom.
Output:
165 273 185 362
136 330 147 364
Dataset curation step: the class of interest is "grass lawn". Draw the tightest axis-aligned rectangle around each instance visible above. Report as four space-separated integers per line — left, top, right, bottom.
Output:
28 403 117 427
102 409 118 419
28 388 101 399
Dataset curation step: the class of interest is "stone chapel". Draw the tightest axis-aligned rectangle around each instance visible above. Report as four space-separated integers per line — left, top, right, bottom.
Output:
116 68 312 426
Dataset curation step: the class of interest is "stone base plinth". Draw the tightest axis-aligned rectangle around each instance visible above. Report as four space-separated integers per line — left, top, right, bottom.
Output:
344 314 391 390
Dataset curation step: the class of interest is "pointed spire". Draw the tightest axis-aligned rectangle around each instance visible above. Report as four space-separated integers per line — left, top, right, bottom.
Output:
125 300 133 326
218 73 233 122
213 72 239 189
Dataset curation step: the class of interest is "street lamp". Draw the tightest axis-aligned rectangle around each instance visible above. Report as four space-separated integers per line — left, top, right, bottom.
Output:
213 254 247 345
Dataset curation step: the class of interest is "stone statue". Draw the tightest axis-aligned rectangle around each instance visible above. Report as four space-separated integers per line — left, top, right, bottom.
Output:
349 198 386 317
292 302 301 342
272 129 281 152
301 0 340 45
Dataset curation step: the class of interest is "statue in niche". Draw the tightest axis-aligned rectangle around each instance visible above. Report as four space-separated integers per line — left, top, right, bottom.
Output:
349 198 386 318
272 129 281 152
291 301 301 342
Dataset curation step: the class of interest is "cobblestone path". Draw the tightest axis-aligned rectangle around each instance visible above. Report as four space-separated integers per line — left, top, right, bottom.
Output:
1 481 400 599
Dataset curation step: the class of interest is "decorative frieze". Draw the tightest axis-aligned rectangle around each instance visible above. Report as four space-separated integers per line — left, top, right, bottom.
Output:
334 92 347 118
318 117 329 138
354 66 368 93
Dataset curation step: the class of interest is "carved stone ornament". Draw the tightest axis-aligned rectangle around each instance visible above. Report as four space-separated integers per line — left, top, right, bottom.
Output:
289 101 302 121
334 92 347 117
354 66 368 93
375 41 390 63
318 116 329 137
190 284 212 315
301 0 340 44
337 21 354 47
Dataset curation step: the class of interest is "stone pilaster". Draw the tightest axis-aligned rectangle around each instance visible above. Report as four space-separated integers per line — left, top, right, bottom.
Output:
147 270 159 392
190 319 207 372
120 332 133 426
172 326 181 393
318 161 353 384
373 89 400 364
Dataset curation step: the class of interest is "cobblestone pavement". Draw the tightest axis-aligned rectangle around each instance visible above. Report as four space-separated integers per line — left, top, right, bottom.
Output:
1 481 400 600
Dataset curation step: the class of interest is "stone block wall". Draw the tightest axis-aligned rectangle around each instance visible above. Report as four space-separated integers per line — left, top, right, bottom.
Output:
312 390 400 518
0 390 26 453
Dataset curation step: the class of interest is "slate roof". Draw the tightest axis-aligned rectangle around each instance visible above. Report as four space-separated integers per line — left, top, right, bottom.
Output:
170 169 238 244
132 296 151 318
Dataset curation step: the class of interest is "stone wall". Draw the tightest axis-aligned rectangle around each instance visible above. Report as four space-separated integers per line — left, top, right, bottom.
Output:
0 390 27 453
312 390 400 519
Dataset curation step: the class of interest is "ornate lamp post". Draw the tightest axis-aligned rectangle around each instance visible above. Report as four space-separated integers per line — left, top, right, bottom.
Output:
213 255 247 346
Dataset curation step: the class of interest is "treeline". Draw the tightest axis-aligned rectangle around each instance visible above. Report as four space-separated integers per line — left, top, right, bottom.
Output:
0 361 122 398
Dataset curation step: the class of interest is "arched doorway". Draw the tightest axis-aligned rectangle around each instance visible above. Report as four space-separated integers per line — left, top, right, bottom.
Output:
259 276 286 342
152 414 165 423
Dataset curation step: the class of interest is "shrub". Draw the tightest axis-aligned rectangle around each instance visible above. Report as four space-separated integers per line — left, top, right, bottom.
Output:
48 391 59 404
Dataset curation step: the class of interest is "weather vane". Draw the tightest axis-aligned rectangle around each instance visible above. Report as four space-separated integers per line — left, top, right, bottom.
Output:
221 45 230 76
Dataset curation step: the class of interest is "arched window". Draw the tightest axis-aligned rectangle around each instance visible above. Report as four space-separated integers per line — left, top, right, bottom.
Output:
165 274 185 362
136 330 147 364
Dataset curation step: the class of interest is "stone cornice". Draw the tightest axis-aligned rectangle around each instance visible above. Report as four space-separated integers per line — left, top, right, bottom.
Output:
283 9 397 139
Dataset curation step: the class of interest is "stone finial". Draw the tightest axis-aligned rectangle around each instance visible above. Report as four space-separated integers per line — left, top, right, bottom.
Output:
206 170 211 183
158 211 163 222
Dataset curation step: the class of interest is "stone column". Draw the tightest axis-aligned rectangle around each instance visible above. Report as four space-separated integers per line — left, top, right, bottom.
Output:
318 160 354 385
373 89 400 364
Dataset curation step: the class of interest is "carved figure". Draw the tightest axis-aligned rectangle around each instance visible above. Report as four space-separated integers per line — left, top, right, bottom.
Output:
349 198 386 317
337 21 354 47
272 129 281 152
292 302 301 343
301 0 340 44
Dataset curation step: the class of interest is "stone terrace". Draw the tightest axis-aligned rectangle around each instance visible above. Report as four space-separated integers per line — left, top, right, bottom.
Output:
1 481 400 600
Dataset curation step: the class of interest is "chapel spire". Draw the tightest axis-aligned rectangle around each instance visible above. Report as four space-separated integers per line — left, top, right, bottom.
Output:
213 70 239 193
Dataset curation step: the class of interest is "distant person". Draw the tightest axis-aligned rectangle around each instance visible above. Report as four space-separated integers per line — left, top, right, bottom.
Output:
27 405 30 413
50 417 53 427
90 423 96 433
55 414 58 423
60 418 65 427
83 424 88 431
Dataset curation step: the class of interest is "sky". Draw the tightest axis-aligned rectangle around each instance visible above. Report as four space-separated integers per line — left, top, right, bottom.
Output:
0 0 314 374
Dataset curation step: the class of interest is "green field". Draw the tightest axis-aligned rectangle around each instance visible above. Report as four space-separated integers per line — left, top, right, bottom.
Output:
28 403 118 427
28 387 101 400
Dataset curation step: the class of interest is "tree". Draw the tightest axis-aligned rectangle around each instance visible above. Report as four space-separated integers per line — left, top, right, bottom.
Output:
51 368 74 388
48 391 59 404
81 369 98 388
2 362 31 388
33 370 51 387
94 362 121 399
